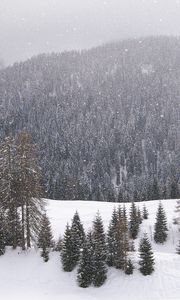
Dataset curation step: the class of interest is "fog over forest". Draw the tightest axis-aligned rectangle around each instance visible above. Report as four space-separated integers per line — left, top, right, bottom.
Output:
1 0 180 64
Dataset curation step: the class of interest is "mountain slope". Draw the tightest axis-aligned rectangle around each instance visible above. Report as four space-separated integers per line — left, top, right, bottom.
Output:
0 36 180 201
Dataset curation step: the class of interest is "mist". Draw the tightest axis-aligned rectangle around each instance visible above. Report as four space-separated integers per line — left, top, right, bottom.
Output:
1 0 180 65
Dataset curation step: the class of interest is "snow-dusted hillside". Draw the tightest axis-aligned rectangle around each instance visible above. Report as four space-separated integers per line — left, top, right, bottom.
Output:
1 199 180 300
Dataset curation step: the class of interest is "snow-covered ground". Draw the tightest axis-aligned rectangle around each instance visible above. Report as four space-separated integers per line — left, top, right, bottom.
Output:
1 199 180 300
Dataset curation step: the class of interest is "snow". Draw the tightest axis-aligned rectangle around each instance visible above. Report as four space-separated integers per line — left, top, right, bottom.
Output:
1 199 180 300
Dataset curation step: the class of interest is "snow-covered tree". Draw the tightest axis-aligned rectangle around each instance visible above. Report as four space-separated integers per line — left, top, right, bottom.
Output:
77 231 94 288
139 234 155 275
129 202 139 239
37 213 54 262
92 212 107 287
61 223 74 272
154 202 168 244
71 211 85 266
106 207 118 267
125 258 134 275
143 204 149 220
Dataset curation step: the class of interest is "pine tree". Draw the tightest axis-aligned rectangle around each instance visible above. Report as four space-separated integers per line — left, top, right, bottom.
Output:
0 136 21 249
71 211 85 266
143 204 149 220
154 202 168 244
114 217 129 270
54 236 63 252
0 213 5 255
61 223 75 272
125 258 134 275
16 132 45 249
137 207 143 224
37 213 53 262
77 231 94 288
170 180 180 199
106 207 118 266
139 234 155 275
92 212 107 287
176 240 180 255
129 202 139 239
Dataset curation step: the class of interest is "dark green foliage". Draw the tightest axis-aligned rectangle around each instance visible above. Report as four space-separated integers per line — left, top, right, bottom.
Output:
61 224 75 272
152 178 160 200
92 212 107 287
6 207 22 249
129 240 135 252
71 211 85 266
114 217 129 270
154 202 168 244
77 231 94 288
139 234 155 275
129 202 139 240
125 258 134 275
137 207 143 224
170 180 180 199
106 208 118 267
176 240 180 255
143 204 149 220
37 214 54 262
54 236 63 252
0 213 5 255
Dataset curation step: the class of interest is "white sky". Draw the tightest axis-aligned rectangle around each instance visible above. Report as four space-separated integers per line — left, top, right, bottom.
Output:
1 0 180 65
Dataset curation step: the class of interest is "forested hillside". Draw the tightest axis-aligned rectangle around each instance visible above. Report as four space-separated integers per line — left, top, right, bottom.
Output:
0 36 179 201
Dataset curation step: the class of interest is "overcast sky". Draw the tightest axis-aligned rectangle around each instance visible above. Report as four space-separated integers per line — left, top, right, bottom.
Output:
1 0 180 65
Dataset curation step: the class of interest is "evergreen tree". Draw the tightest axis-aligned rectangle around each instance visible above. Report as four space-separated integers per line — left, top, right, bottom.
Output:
154 202 168 244
71 211 85 266
143 204 149 220
54 236 63 252
61 223 75 272
170 180 180 199
137 207 143 224
77 231 94 288
139 234 155 275
92 212 107 287
129 202 139 239
106 207 118 266
125 258 134 275
37 213 54 262
0 213 5 255
152 178 160 200
16 131 45 249
176 240 180 255
114 217 129 270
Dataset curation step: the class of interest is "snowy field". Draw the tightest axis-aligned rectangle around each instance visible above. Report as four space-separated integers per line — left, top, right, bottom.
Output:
1 199 180 300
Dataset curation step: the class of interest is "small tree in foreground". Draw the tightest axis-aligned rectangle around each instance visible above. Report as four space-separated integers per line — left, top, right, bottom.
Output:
125 258 134 275
77 231 94 288
154 202 168 244
139 234 155 275
61 224 74 271
143 204 149 220
37 214 54 262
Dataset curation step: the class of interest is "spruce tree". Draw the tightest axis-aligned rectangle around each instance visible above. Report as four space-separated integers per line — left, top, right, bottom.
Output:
92 212 107 287
143 204 149 220
106 207 118 267
176 240 180 255
54 236 63 252
139 234 155 275
37 213 53 262
77 231 94 288
137 207 143 224
125 258 134 275
129 202 139 239
114 217 129 270
154 202 168 244
61 223 75 272
71 211 85 266
0 213 5 255
16 131 45 249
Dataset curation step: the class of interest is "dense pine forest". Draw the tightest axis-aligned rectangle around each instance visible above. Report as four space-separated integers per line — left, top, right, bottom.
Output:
0 36 179 201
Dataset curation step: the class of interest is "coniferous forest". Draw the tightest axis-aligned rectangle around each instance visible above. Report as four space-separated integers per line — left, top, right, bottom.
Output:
0 36 180 201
